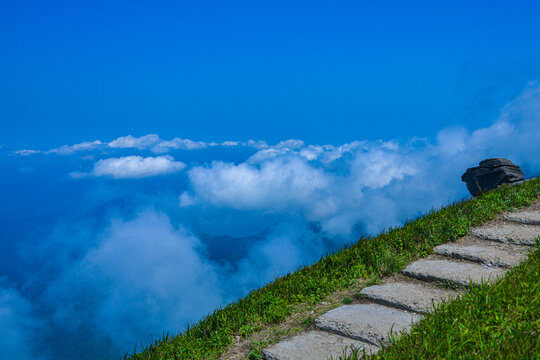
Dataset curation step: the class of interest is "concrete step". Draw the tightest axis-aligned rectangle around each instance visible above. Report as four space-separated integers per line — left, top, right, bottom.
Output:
401 258 508 287
433 237 532 268
262 330 379 360
359 281 462 314
260 201 539 360
470 223 540 246
502 211 540 225
314 303 421 346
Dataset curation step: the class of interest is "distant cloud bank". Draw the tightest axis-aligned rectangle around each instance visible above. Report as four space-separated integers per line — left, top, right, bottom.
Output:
4 80 540 360
13 134 268 157
13 82 540 189
0 281 45 360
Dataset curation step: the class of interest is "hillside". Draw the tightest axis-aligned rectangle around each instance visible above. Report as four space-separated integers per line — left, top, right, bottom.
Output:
127 177 540 360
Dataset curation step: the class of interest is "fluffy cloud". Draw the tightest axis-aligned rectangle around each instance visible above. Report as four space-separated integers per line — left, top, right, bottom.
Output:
151 138 207 153
0 281 44 360
218 222 327 302
348 148 417 189
108 134 161 149
181 142 420 236
107 134 208 153
44 211 225 351
180 81 540 237
274 139 305 149
182 156 333 216
48 140 103 155
72 155 186 179
15 135 272 157
13 149 41 156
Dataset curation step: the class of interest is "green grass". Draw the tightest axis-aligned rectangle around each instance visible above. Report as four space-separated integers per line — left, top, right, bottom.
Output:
126 178 540 360
333 236 540 360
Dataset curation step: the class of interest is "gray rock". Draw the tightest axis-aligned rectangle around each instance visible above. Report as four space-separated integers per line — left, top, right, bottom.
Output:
470 223 540 246
262 330 379 360
402 259 507 287
502 211 540 225
314 303 421 346
359 282 461 314
461 158 524 197
478 158 518 168
433 239 532 268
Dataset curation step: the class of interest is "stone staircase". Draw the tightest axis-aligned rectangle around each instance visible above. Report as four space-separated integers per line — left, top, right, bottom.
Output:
262 201 540 360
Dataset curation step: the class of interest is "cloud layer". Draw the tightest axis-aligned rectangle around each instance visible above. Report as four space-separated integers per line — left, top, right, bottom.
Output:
14 135 269 157
4 81 540 360
0 281 44 360
179 81 540 236
43 211 224 350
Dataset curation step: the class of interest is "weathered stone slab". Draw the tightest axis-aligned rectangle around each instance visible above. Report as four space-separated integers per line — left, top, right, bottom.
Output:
402 259 507 287
359 282 461 314
262 330 379 360
314 303 421 346
502 211 540 225
470 223 540 246
461 158 524 197
433 240 532 268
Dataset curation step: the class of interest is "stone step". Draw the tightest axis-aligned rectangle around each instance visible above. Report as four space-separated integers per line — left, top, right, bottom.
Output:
401 259 508 287
359 281 462 314
262 330 379 360
433 238 532 268
502 211 540 225
469 223 540 246
314 303 421 346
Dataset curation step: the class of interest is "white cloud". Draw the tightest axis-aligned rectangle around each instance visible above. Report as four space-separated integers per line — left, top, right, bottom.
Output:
181 141 422 236
0 281 45 360
316 141 365 163
218 223 326 302
151 137 207 153
74 155 186 179
13 149 41 156
349 148 418 189
246 148 292 164
13 134 307 160
44 211 224 351
274 139 305 149
108 134 161 149
299 145 325 161
247 139 269 149
16 135 270 157
246 140 368 165
48 140 103 155
435 127 469 156
179 81 540 238
182 157 333 216
105 135 268 154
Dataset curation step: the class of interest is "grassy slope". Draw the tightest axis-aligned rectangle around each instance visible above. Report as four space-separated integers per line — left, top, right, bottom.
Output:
334 237 540 360
127 177 540 360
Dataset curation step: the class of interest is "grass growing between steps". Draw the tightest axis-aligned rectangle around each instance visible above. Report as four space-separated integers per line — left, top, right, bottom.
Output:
335 237 540 360
126 178 540 360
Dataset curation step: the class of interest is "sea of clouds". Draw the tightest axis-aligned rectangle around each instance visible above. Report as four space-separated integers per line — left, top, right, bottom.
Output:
1 82 539 360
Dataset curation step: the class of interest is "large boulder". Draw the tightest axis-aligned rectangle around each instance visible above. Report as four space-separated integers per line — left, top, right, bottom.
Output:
461 158 524 197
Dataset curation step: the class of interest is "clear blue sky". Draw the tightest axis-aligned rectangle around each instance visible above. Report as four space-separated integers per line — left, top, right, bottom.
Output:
1 0 540 148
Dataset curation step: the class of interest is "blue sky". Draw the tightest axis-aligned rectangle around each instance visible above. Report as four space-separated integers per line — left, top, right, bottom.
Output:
1 2 540 360
2 0 540 147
